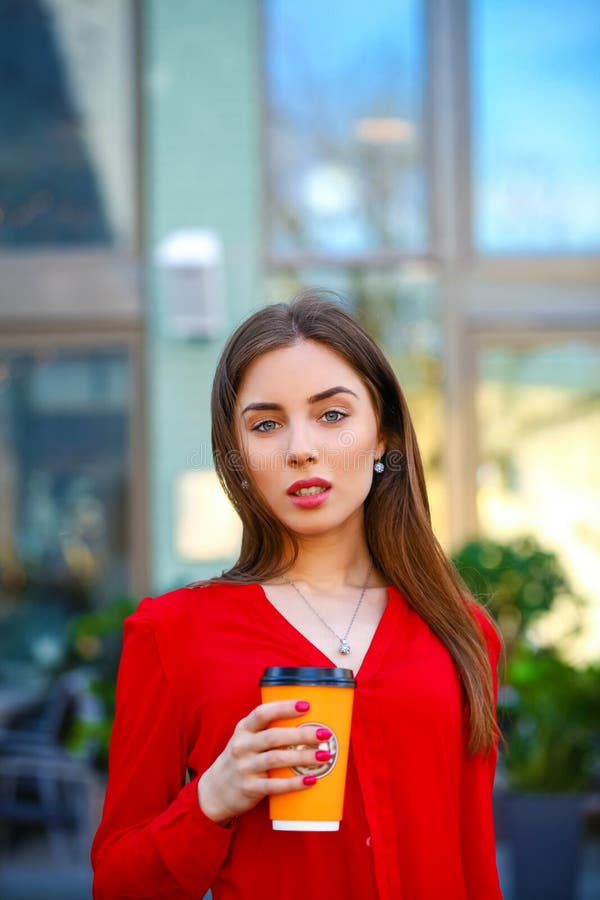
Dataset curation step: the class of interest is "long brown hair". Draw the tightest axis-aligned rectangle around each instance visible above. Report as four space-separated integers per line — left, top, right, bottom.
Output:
191 290 502 756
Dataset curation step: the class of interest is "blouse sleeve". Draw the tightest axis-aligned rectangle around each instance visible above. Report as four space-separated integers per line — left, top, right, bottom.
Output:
91 598 235 899
459 606 503 900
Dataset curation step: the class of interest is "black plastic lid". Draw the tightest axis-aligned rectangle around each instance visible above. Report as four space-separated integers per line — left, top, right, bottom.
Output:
259 666 356 687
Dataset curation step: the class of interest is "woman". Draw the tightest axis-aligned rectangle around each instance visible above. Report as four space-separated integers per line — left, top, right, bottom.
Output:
91 292 504 899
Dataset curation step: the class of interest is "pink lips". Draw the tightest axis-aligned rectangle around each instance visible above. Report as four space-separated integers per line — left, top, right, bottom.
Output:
287 477 332 509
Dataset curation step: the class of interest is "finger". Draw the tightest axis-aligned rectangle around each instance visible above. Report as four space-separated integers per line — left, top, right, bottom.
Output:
254 773 318 796
252 745 331 775
252 725 327 753
243 699 311 733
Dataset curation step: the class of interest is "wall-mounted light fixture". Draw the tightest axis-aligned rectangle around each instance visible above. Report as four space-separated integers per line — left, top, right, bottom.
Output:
154 229 226 339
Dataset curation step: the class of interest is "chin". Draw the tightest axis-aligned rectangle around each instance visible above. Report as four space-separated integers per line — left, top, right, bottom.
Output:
291 509 362 535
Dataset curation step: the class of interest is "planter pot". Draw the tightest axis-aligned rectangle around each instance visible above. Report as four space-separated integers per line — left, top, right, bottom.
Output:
506 791 584 900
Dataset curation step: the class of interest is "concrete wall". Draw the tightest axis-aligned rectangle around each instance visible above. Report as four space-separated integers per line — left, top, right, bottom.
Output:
144 0 262 591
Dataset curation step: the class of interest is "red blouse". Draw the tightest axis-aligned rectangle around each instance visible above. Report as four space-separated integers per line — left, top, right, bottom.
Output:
91 582 503 900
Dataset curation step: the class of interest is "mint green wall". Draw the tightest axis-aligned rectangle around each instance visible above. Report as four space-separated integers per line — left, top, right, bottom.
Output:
144 0 261 592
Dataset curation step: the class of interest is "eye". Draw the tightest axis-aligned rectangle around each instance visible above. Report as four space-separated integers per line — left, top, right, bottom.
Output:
252 419 280 433
321 409 347 423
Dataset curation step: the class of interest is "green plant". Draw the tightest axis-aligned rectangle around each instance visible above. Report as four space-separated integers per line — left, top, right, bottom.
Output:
452 536 599 793
452 536 583 653
500 643 600 792
65 594 137 770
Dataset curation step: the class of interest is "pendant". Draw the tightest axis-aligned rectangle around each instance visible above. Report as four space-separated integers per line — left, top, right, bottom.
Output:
338 640 351 655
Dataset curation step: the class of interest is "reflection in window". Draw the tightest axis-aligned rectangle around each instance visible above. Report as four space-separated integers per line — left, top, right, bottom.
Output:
265 268 445 540
0 349 132 677
471 0 600 253
476 342 600 662
264 0 427 257
0 0 134 247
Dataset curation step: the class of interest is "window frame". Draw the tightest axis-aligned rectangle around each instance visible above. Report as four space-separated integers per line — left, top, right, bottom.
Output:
0 325 149 599
259 0 600 550
0 1 147 594
260 0 434 269
431 0 600 546
0 0 144 320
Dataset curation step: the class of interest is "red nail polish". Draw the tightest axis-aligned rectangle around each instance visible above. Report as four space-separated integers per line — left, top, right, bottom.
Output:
295 700 310 712
303 775 317 786
315 750 331 761
315 727 332 740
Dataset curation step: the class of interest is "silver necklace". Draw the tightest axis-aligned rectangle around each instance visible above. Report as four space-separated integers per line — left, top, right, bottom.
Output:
286 562 373 656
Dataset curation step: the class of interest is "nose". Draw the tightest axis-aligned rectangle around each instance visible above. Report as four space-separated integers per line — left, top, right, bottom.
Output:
285 424 319 468
286 448 318 467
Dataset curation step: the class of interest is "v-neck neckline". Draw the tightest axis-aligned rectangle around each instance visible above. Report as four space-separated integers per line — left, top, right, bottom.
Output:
250 582 403 680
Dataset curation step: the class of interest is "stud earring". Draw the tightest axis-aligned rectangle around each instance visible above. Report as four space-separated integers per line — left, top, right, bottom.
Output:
374 459 385 473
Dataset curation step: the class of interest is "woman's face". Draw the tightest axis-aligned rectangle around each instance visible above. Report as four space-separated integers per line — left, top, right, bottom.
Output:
235 339 385 537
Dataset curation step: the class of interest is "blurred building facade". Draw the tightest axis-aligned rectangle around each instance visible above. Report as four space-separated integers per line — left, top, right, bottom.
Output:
1 0 599 698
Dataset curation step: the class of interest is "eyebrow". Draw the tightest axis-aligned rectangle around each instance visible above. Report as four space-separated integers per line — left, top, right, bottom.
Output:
241 385 359 415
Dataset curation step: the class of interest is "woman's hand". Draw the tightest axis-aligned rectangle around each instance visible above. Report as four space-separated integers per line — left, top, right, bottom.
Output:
197 700 331 826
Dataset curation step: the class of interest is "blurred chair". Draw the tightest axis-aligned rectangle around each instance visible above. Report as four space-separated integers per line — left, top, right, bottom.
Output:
0 668 102 863
0 753 97 862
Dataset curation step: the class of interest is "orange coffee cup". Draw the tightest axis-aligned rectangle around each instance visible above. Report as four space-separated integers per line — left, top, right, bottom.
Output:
259 666 356 831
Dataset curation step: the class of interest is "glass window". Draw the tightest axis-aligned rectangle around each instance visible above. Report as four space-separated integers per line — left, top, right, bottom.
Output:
264 0 427 258
0 0 135 248
265 267 446 541
0 347 133 678
471 0 600 254
475 340 600 662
